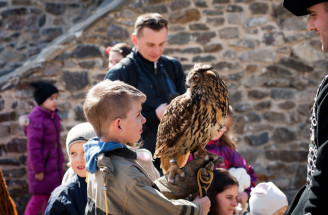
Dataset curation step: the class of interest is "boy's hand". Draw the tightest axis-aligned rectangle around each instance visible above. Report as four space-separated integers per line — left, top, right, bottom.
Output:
35 172 44 181
156 103 168 119
193 195 211 215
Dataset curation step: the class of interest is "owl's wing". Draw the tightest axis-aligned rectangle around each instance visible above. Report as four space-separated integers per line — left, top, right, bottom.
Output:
155 95 193 156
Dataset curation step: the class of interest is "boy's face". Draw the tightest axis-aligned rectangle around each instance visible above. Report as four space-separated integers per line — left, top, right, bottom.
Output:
69 142 86 177
119 100 146 145
41 93 58 112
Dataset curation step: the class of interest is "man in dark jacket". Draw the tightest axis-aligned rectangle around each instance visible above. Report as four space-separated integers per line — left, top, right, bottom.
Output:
105 13 186 173
283 1 328 214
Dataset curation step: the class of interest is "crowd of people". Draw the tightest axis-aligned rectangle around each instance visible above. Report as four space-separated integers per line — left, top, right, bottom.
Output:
3 0 326 214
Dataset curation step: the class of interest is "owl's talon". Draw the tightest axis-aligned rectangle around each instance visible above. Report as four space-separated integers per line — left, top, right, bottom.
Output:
167 162 185 184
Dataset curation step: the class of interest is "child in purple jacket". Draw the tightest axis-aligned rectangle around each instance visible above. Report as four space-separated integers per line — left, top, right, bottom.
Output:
24 82 64 215
187 106 256 206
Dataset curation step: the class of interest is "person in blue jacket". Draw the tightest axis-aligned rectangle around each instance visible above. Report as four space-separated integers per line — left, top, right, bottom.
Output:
44 122 96 215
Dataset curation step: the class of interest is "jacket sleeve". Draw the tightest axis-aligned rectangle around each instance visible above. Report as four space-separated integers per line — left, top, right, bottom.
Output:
27 120 45 174
124 177 203 215
104 64 129 83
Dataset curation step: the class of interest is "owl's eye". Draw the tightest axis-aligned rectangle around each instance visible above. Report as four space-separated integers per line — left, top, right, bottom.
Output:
193 75 199 81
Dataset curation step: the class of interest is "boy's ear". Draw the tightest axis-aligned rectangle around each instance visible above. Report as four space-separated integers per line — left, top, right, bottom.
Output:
114 118 122 132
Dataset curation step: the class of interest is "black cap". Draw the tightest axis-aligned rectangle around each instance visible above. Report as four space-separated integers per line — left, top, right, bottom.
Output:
283 0 327 16
31 82 58 105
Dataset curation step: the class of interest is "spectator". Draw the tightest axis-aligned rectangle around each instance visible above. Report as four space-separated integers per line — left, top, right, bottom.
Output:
105 13 186 173
24 82 64 215
106 42 132 70
249 182 288 215
283 0 328 214
207 168 239 215
83 79 210 215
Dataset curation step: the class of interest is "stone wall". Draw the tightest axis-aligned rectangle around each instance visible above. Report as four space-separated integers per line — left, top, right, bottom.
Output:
1 0 328 213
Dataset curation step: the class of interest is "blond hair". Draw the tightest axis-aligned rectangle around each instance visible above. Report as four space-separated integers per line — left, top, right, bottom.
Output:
83 80 146 137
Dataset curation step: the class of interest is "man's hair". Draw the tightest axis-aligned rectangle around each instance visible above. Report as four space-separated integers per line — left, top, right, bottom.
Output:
83 80 146 137
134 13 168 37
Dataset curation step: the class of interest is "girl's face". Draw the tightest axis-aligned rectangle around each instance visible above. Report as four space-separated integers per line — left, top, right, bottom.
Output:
108 51 124 69
69 142 86 177
216 185 238 215
41 93 58 112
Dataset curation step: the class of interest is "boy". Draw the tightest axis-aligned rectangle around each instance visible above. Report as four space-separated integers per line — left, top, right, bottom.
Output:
83 80 210 215
44 122 96 215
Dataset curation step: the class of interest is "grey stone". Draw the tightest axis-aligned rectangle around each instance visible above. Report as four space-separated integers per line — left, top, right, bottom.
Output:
5 138 26 153
249 2 269 14
272 127 297 143
281 17 307 31
189 23 209 31
43 65 61 76
263 111 286 122
2 168 26 178
206 17 225 26
248 90 269 99
229 90 242 103
227 13 243 25
242 75 266 88
291 79 308 90
263 65 293 77
168 32 191 45
222 50 237 59
71 45 102 58
46 3 66 15
245 132 269 146
203 10 224 16
244 17 268 27
233 102 252 112
279 57 313 73
297 103 312 116
262 32 284 46
194 0 207 7
255 101 271 111
0 2 7 7
0 158 20 165
144 5 168 14
192 55 216 62
213 61 239 71
181 47 202 54
58 110 69 120
106 25 129 40
192 32 216 45
41 27 63 40
0 97 4 111
62 71 89 91
74 106 85 121
233 114 246 134
204 43 223 52
226 5 243 12
218 27 239 39
169 0 191 10
0 124 10 136
264 78 290 87
239 49 274 62
230 39 258 49
228 72 243 82
245 111 261 122
213 0 230 3
0 112 16 122
294 165 307 188
1 8 28 18
79 61 96 69
265 150 307 162
278 101 296 110
271 88 296 99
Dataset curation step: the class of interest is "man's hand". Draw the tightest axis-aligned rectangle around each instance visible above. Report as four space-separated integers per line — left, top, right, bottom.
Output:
34 172 44 181
237 191 248 205
156 103 168 120
193 196 211 215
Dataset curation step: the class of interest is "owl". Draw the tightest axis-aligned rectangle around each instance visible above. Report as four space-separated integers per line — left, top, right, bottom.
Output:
154 63 229 183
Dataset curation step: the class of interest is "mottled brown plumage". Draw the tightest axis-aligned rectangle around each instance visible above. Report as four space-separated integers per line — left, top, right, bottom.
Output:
154 64 229 180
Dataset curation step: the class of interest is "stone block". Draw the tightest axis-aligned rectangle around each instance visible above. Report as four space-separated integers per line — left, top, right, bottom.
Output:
249 2 269 14
0 158 20 166
71 45 102 58
272 127 297 143
218 27 238 39
271 88 296 99
5 138 27 153
265 150 307 162
0 112 16 123
62 71 89 91
245 132 268 146
45 3 66 15
255 100 271 110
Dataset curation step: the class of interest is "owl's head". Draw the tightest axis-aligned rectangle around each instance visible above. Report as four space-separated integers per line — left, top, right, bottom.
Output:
186 63 222 90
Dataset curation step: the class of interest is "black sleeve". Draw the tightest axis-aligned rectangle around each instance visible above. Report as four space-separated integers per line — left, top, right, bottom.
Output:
104 63 128 82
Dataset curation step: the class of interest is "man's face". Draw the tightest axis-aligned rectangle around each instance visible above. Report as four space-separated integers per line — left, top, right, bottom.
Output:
307 2 328 51
132 27 167 62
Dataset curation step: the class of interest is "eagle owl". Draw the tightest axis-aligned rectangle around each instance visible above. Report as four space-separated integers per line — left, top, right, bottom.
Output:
154 63 229 182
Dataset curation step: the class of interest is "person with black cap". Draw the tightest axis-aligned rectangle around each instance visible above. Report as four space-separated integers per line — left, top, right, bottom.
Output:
24 81 65 215
283 1 328 214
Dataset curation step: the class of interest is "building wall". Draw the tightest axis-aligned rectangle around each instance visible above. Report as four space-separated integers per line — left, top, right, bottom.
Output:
1 0 328 213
